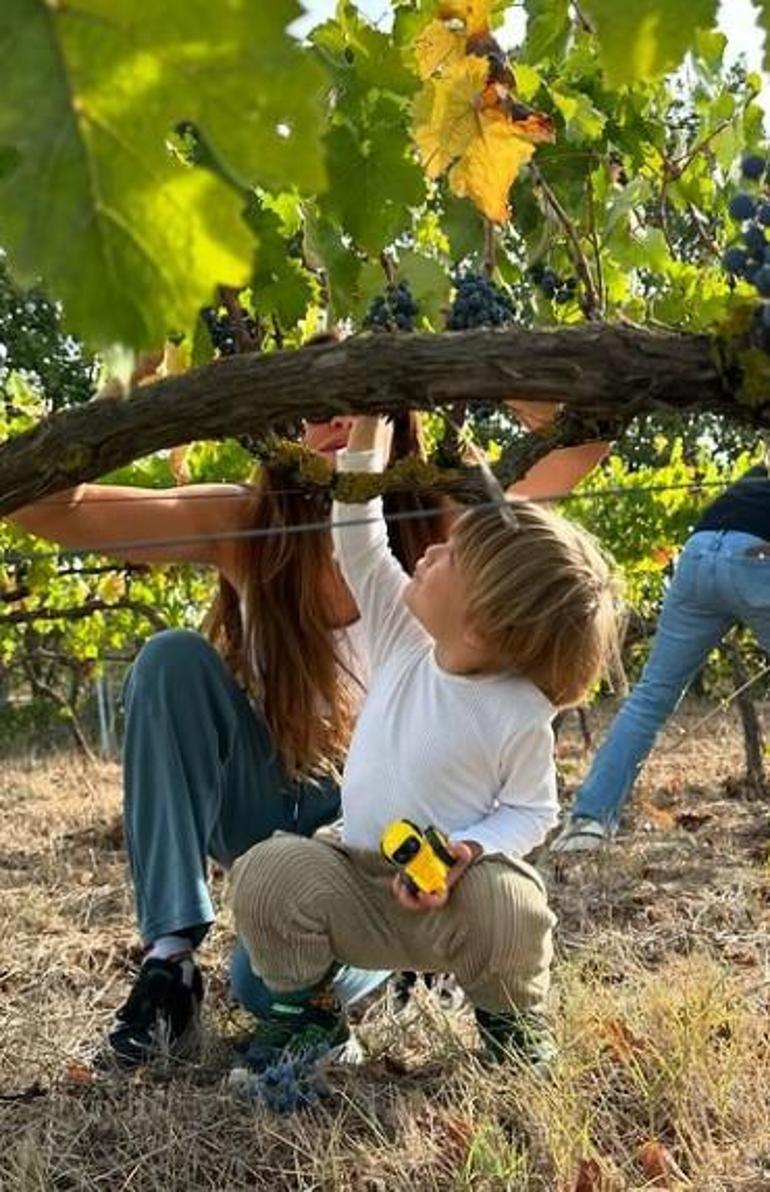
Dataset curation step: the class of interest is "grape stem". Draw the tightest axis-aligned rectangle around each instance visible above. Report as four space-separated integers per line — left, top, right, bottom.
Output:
380 251 397 286
483 220 497 278
218 286 261 354
530 164 601 319
585 168 605 311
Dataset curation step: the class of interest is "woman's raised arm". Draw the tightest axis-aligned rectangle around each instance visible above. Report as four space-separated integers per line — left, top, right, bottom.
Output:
11 483 259 582
505 398 610 500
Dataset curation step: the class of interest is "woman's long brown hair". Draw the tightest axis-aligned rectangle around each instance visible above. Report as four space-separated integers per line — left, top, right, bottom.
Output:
204 411 446 780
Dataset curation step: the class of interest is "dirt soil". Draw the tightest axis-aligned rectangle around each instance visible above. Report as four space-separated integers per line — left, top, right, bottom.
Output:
1 698 768 1191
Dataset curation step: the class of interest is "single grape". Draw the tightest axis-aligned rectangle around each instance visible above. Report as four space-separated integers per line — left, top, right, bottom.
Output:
754 264 770 297
741 153 767 181
729 192 758 221
757 203 770 227
743 224 767 255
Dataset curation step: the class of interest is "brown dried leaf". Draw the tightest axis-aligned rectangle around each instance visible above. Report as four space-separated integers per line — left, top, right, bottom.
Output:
600 1017 649 1063
565 1156 620 1192
639 801 678 830
638 1139 686 1185
63 1059 96 1086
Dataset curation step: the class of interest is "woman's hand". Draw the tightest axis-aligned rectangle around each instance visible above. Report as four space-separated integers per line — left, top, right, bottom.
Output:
391 839 482 912
345 416 393 460
505 399 561 432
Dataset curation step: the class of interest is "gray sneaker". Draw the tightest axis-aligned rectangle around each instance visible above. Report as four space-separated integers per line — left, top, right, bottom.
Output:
550 814 612 854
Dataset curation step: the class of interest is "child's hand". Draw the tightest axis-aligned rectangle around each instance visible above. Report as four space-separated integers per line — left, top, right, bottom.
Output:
391 840 482 912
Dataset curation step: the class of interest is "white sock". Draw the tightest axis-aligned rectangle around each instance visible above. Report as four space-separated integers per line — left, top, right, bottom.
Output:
145 934 193 963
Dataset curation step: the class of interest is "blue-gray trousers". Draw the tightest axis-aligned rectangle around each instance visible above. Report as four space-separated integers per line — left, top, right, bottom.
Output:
123 629 388 1013
573 529 770 826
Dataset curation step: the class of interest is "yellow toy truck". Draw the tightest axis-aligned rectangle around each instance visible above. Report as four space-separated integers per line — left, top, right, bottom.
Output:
380 819 455 896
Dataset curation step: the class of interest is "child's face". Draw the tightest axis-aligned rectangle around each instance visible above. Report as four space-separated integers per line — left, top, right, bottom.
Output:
403 535 474 644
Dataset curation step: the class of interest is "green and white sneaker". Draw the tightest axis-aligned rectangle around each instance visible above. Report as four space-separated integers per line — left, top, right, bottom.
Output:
236 987 353 1075
475 1006 557 1070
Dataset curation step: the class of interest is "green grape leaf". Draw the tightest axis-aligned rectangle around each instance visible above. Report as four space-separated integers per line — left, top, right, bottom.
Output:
0 145 21 182
522 0 571 63
396 250 452 329
442 193 485 262
303 206 364 319
0 0 328 348
321 96 426 255
756 1 770 70
512 64 544 103
739 347 770 406
245 195 318 329
312 12 418 99
392 1 440 50
351 260 390 322
190 312 216 370
551 88 607 143
582 0 719 86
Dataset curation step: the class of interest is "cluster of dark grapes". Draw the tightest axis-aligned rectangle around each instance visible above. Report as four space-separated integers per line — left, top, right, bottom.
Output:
446 272 516 330
527 263 578 305
363 281 419 331
721 152 770 345
201 305 258 356
231 1046 331 1114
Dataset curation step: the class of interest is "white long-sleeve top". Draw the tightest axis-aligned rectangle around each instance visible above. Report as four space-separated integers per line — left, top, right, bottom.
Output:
332 449 558 858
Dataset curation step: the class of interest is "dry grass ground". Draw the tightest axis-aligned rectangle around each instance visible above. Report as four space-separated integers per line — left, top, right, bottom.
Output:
1 698 769 1191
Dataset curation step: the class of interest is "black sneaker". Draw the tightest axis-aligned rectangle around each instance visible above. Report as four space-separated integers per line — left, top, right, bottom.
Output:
475 1005 557 1070
239 987 351 1075
106 956 203 1067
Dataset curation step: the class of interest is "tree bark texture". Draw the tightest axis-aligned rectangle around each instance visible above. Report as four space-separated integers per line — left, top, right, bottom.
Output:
0 323 762 517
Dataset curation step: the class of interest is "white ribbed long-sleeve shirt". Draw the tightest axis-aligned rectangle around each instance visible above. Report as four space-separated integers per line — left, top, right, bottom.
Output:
332 449 558 858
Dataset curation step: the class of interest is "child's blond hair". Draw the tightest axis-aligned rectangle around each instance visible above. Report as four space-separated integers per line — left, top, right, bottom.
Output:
453 500 621 707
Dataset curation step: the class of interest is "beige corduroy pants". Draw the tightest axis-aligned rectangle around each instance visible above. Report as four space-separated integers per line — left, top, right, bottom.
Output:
230 834 555 1013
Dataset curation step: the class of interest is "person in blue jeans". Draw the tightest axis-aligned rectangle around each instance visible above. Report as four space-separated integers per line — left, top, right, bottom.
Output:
552 463 770 853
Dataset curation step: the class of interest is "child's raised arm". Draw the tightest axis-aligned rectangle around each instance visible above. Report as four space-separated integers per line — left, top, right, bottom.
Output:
332 417 427 670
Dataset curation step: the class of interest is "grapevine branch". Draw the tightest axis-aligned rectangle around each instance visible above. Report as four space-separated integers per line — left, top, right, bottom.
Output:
0 324 760 518
0 598 168 630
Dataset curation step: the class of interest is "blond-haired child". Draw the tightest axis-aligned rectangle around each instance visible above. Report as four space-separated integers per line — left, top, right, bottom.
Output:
230 417 618 1069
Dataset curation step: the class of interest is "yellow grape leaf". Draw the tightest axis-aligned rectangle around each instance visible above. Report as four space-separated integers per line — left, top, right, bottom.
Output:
412 54 554 224
413 56 489 178
437 0 492 36
414 20 466 80
449 110 536 223
97 573 127 603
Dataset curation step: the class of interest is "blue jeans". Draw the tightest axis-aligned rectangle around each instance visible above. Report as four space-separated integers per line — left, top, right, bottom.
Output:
122 629 389 1012
573 530 770 827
